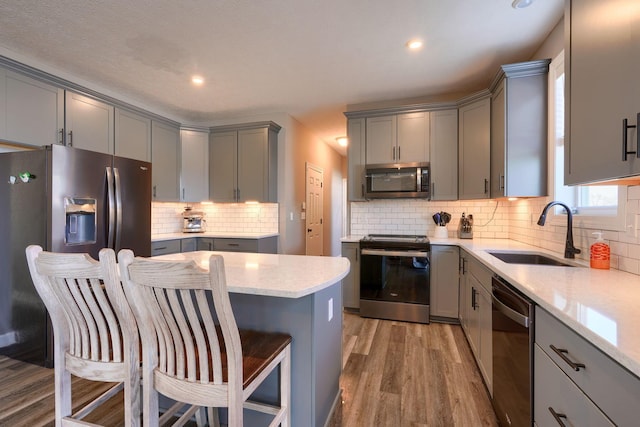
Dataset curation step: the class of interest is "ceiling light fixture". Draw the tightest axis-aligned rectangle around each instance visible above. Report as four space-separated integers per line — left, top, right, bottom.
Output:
191 75 204 85
512 0 535 9
406 39 423 50
337 137 348 147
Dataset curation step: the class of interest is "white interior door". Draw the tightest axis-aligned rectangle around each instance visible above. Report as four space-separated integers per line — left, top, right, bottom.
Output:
305 163 323 256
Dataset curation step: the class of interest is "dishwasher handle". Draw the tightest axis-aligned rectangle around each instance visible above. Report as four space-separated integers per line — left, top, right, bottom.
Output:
492 276 532 328
492 293 530 328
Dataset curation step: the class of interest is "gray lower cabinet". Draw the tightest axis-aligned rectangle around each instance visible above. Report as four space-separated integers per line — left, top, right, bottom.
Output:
151 239 182 256
429 245 459 320
458 250 492 394
535 307 640 425
180 238 197 253
197 236 277 254
340 242 360 309
458 94 491 200
152 121 181 201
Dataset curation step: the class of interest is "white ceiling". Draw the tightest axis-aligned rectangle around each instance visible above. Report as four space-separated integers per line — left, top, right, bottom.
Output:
0 0 563 155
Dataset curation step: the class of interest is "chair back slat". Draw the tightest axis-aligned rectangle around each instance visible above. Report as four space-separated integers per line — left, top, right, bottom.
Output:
122 253 236 386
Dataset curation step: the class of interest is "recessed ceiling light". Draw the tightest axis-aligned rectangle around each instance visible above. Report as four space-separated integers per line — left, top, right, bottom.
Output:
406 39 423 50
512 0 535 9
191 75 204 85
337 137 348 147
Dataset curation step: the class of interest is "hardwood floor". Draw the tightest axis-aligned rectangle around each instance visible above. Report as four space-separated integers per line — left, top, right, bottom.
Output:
0 312 497 426
329 312 498 426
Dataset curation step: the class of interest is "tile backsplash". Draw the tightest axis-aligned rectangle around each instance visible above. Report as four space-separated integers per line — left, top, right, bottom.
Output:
351 186 640 276
152 202 279 235
350 199 509 239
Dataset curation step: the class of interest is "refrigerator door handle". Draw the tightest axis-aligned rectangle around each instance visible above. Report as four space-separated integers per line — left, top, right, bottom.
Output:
114 167 123 252
106 167 115 249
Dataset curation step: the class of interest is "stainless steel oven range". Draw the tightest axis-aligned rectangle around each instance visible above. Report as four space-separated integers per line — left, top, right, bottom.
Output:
359 234 431 323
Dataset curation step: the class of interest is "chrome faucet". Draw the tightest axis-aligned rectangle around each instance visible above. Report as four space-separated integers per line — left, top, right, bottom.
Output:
537 201 581 259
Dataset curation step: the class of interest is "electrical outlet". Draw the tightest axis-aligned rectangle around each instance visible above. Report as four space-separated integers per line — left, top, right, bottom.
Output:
328 298 333 321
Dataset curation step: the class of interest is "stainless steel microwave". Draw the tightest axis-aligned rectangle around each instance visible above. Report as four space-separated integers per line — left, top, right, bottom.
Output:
364 162 430 199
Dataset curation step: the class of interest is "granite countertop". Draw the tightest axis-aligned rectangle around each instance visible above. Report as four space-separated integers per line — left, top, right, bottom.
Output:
152 250 350 299
342 235 640 378
152 232 279 242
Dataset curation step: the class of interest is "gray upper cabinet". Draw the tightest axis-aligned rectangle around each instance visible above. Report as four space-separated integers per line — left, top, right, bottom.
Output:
65 91 114 154
366 112 429 164
180 129 209 202
115 108 151 162
0 70 64 146
347 118 366 201
151 120 180 201
430 109 458 200
490 60 549 198
566 0 640 184
209 122 280 203
458 95 491 200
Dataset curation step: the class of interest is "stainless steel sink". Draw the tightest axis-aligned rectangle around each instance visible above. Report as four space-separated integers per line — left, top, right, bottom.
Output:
487 251 577 267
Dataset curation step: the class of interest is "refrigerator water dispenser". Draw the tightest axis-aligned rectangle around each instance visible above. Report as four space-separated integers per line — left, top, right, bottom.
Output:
65 197 97 245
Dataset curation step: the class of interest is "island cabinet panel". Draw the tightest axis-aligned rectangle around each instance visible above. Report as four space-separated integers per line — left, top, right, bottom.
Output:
340 242 360 309
151 120 180 202
365 112 429 165
566 0 640 184
430 245 459 320
180 129 209 202
429 109 458 200
458 96 490 200
0 70 64 146
347 118 366 201
65 91 114 154
115 107 151 162
209 122 279 203
535 307 640 425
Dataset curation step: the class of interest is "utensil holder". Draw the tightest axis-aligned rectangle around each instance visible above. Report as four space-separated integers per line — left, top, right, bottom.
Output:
434 226 448 239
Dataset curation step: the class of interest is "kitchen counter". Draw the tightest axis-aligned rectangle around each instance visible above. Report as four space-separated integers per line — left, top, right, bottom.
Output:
154 250 350 298
152 250 349 426
432 238 640 379
342 234 640 378
152 231 279 242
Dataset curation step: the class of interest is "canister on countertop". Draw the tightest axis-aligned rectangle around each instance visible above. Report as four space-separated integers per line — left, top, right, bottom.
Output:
590 231 610 269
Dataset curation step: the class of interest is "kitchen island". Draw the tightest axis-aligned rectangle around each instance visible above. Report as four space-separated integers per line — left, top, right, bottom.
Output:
153 250 350 427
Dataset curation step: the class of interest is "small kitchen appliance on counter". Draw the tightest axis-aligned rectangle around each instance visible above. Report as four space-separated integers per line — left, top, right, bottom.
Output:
458 212 473 239
182 207 206 233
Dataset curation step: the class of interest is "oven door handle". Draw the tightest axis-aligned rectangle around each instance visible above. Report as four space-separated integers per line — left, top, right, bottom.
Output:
492 293 530 328
361 249 429 258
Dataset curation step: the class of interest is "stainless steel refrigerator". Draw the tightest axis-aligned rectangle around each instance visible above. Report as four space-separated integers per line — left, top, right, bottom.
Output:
0 144 151 366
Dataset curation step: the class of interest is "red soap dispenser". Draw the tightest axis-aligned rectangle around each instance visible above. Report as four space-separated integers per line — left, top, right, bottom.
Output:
590 232 610 270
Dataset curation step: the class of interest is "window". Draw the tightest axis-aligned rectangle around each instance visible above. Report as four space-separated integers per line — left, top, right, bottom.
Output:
549 51 626 230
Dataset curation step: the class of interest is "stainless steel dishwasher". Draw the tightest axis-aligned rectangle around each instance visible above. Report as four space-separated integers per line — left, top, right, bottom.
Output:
491 275 534 427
